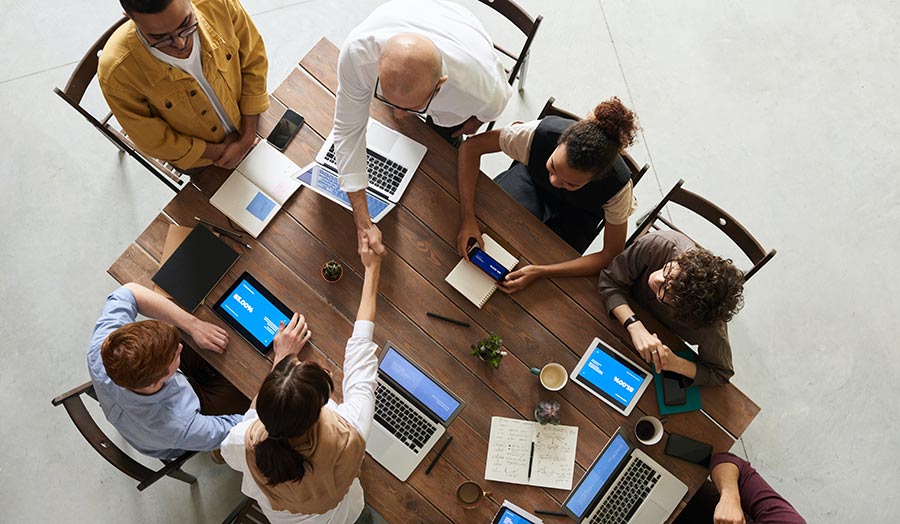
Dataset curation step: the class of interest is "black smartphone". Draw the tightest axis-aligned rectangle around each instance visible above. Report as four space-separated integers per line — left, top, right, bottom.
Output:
665 433 713 467
467 245 510 281
266 109 304 151
662 371 687 406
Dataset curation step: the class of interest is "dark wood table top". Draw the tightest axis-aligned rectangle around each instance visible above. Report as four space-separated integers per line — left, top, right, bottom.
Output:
108 38 759 524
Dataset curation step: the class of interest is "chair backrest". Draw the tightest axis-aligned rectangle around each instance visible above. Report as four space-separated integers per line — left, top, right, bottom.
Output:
54 17 182 192
477 0 543 88
222 497 270 524
51 381 197 490
627 179 776 282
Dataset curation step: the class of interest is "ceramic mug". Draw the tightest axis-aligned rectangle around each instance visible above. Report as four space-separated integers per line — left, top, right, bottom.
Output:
529 362 568 391
456 480 492 507
634 416 665 445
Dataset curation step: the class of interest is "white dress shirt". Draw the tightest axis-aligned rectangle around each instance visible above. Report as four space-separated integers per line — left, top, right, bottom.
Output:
334 0 513 192
221 321 379 524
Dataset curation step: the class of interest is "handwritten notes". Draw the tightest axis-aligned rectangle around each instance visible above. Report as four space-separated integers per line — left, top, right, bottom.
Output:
485 417 578 490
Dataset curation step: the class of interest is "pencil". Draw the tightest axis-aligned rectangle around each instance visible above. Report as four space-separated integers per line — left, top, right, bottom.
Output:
194 216 244 239
426 312 470 327
533 510 568 517
424 436 453 474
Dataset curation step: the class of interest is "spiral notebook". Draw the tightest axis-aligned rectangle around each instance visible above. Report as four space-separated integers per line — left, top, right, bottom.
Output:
445 234 518 308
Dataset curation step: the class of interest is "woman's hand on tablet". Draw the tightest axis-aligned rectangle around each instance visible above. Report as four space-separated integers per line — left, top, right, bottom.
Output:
272 313 312 366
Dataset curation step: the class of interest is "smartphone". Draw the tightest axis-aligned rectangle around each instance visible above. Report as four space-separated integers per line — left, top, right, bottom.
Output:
665 433 713 467
467 245 510 281
662 371 687 406
266 109 304 151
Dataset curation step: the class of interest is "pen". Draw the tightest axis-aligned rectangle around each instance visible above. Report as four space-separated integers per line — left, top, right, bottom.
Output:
194 216 244 239
424 436 452 474
527 441 535 480
426 311 470 328
533 510 568 517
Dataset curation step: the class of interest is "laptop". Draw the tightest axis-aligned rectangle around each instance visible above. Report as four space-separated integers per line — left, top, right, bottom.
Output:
366 343 464 481
561 428 687 524
296 119 427 223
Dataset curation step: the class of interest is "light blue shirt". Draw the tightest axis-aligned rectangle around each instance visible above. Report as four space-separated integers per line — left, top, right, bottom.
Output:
87 287 242 459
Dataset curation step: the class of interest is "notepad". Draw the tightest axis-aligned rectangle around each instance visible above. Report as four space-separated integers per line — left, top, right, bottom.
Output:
445 234 518 308
484 417 578 490
653 350 702 415
210 141 303 237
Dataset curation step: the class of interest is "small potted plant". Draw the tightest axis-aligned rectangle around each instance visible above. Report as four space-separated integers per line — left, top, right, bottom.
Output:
534 400 561 425
321 259 343 283
470 332 506 368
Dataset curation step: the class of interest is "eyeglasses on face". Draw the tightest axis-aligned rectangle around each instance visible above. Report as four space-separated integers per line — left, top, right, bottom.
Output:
146 19 200 49
373 76 440 115
657 261 676 304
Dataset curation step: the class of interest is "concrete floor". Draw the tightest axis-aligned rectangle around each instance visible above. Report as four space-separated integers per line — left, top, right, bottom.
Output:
1 0 896 522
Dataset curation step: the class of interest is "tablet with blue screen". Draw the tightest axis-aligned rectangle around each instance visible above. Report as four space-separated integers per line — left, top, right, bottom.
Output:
491 501 543 524
213 272 293 356
570 337 652 416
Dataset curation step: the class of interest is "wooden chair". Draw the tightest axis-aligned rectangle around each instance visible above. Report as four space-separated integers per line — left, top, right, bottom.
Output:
53 17 183 192
51 381 198 491
478 0 542 91
627 179 776 282
221 497 269 524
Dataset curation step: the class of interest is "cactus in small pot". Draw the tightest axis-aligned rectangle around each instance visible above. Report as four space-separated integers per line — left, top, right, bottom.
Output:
470 332 506 368
321 259 343 283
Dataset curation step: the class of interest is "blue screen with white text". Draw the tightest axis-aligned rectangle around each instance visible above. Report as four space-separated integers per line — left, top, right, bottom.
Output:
564 434 631 518
576 344 647 408
380 347 459 422
218 278 290 347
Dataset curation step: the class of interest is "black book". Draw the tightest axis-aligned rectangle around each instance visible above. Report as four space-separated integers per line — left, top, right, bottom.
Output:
152 225 240 312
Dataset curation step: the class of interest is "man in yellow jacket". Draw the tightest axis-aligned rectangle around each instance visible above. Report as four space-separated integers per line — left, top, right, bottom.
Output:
99 0 269 171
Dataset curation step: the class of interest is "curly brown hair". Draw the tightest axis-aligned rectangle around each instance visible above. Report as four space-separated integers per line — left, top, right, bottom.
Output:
559 96 639 179
668 249 744 327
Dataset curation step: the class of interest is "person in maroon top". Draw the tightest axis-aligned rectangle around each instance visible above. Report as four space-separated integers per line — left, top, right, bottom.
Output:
675 452 806 524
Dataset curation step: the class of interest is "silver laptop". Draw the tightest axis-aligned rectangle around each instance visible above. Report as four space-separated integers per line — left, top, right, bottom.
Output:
300 119 425 222
366 343 464 481
562 428 687 524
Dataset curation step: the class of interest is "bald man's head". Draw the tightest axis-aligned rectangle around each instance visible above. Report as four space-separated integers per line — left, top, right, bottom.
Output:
377 34 446 113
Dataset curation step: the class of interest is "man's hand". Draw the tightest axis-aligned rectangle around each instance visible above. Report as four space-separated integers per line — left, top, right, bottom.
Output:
500 265 543 294
359 230 383 270
451 116 484 138
457 216 483 258
358 222 386 256
713 492 746 524
272 313 311 365
215 133 257 170
187 318 229 353
627 322 669 369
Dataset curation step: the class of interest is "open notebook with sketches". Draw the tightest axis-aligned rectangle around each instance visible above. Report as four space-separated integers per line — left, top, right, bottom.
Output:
484 416 579 490
210 141 302 237
445 234 518 308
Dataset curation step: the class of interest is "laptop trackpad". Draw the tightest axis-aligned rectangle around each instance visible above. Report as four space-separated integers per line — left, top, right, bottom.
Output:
631 500 668 524
367 121 399 154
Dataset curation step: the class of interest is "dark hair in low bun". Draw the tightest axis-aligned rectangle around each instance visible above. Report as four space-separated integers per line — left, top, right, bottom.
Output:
559 96 639 179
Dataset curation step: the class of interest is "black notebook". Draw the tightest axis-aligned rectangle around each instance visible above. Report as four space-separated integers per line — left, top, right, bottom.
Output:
152 225 240 312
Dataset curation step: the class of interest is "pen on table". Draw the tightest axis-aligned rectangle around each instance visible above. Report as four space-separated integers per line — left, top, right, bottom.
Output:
195 216 244 239
424 436 452 475
533 509 568 517
526 441 535 480
426 311 470 328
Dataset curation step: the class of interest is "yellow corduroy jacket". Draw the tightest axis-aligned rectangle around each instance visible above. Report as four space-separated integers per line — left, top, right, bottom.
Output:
98 0 269 170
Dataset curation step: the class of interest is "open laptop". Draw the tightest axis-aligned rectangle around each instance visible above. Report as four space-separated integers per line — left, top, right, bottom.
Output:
561 428 687 524
295 119 426 223
366 343 464 481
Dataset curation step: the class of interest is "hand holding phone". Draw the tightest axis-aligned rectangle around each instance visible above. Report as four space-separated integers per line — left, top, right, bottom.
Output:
267 109 304 151
466 245 510 281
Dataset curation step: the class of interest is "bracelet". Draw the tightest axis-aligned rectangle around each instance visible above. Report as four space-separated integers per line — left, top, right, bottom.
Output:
623 315 640 330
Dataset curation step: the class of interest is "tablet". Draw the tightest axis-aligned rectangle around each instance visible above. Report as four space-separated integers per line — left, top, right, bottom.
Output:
491 501 543 524
212 272 293 356
570 337 653 416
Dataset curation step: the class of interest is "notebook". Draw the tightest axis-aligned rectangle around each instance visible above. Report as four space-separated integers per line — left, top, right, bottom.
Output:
653 350 702 415
151 225 240 312
152 224 193 299
445 234 518 308
209 141 302 237
484 416 579 490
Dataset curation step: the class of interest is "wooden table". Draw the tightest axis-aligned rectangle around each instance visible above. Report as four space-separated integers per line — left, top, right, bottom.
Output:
109 38 759 523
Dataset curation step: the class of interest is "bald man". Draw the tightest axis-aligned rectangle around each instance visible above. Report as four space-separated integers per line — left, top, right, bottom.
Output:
334 0 512 255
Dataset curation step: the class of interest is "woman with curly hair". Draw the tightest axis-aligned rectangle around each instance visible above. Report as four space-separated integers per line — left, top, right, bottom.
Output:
457 97 639 293
597 231 745 386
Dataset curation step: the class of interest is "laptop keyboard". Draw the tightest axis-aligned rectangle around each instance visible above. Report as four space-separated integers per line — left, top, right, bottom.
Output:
324 145 408 196
374 382 438 453
588 458 661 524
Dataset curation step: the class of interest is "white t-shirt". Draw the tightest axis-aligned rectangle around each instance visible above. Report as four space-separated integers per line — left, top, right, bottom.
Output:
144 31 237 135
221 321 379 524
333 0 513 192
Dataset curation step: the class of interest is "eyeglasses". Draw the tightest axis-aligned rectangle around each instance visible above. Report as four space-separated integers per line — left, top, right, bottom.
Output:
656 262 676 304
146 20 200 49
373 76 440 115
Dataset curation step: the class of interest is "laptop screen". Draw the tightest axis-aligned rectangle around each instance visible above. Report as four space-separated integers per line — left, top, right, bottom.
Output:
574 342 648 410
379 346 461 423
563 433 631 519
295 164 391 220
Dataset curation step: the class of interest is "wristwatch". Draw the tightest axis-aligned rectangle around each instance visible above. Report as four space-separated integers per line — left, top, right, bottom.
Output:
623 315 640 330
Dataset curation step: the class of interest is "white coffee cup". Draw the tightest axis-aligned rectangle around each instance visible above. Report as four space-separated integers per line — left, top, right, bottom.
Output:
634 416 664 445
530 363 568 391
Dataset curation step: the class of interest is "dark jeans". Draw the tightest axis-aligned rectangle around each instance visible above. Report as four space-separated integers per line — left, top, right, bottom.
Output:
495 162 601 253
425 116 464 148
180 345 250 416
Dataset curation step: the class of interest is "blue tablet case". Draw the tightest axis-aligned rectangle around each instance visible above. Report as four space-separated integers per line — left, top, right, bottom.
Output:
654 350 702 415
